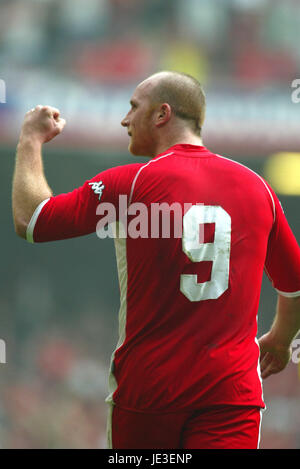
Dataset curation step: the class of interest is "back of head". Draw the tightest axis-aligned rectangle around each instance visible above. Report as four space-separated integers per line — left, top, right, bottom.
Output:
147 71 206 136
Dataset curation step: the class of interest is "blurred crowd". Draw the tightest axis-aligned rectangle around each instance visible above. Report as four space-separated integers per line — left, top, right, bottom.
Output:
0 301 113 448
0 0 300 89
1 0 300 153
0 317 299 448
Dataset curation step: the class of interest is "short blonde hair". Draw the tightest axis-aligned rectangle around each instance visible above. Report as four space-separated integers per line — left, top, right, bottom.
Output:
148 71 206 136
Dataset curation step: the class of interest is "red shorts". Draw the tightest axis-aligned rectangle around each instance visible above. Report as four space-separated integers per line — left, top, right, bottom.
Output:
107 404 262 449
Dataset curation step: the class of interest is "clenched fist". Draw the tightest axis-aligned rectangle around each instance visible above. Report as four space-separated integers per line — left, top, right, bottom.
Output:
258 332 291 379
20 105 66 144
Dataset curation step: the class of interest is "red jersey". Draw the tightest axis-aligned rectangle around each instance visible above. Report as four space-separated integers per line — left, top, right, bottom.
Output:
26 144 300 412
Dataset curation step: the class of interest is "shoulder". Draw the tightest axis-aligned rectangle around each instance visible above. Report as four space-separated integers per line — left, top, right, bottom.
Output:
89 162 145 182
84 162 146 200
214 153 271 187
214 153 276 221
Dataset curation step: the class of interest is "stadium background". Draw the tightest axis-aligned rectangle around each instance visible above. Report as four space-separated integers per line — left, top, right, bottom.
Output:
0 0 300 449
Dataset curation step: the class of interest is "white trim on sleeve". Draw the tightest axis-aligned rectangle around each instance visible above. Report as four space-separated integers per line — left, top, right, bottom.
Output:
26 198 50 243
276 289 300 298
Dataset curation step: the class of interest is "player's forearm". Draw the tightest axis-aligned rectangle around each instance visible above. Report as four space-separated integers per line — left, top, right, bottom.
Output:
269 294 300 347
12 136 53 238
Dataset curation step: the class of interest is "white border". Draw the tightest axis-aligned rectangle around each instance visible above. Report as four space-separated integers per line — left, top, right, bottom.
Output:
26 198 50 243
216 154 276 223
275 288 300 298
128 152 174 205
257 409 263 449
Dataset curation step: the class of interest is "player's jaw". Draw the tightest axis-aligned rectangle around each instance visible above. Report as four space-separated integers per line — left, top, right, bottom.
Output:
121 95 157 157
127 129 149 157
124 118 156 157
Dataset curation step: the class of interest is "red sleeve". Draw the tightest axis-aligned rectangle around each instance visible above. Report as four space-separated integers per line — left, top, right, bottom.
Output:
264 186 300 297
26 163 142 243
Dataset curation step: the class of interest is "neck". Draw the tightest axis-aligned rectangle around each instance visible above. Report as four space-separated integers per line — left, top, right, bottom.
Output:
153 133 203 157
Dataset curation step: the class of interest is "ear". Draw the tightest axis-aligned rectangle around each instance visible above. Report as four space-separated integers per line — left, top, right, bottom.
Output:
155 103 172 127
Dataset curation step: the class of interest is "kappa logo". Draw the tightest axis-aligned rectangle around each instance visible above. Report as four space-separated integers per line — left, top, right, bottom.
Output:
89 181 105 200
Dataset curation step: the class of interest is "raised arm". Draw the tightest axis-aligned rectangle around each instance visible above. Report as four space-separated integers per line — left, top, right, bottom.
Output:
258 294 300 379
12 105 66 239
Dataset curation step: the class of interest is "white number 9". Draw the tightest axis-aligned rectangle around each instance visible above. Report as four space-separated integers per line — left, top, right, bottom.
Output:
180 205 231 302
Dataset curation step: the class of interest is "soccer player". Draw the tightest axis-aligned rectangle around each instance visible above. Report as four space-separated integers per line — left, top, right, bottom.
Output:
12 71 300 449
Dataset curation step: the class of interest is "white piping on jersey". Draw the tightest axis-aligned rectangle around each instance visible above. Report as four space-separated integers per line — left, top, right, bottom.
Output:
255 336 265 410
257 409 263 449
105 222 128 406
26 198 50 243
217 156 300 298
275 288 300 298
216 154 276 224
106 402 114 449
128 152 174 206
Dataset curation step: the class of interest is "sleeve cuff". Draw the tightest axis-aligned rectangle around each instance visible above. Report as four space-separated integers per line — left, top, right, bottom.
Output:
275 289 300 298
26 198 50 243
